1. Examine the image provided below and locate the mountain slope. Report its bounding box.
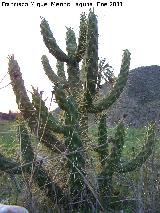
[105,65,160,127]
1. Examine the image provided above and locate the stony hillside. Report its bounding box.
[105,65,160,127]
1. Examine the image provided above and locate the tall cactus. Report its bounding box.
[0,10,156,211]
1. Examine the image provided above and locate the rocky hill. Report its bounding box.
[105,65,160,127]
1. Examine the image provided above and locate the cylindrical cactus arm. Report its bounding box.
[66,62,81,97]
[8,55,37,129]
[101,122,125,176]
[0,154,22,174]
[31,87,66,152]
[40,18,70,63]
[118,123,156,173]
[32,86,66,134]
[18,121,66,204]
[75,12,87,62]
[65,27,80,90]
[65,130,86,198]
[56,60,66,81]
[98,122,125,202]
[84,10,98,106]
[17,118,36,173]
[65,124,86,198]
[66,27,77,57]
[18,119,34,168]
[41,55,67,86]
[8,55,65,153]
[96,114,108,166]
[54,85,70,112]
[64,130,86,200]
[90,49,131,113]
[108,122,125,172]
[0,153,66,204]
[54,84,78,121]
[34,164,67,204]
[54,84,86,198]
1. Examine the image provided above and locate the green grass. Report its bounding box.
[0,121,20,204]
[1,120,158,163]
[89,125,146,149]
[0,121,19,158]
[122,127,146,159]
[88,124,160,166]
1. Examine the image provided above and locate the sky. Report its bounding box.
[0,0,160,112]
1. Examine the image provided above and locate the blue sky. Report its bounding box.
[0,0,160,112]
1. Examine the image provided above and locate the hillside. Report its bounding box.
[105,65,160,127]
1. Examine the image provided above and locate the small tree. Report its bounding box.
[0,10,156,211]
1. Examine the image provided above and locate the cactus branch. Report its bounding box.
[106,122,125,174]
[18,119,34,168]
[118,123,156,173]
[66,27,77,57]
[41,55,67,87]
[18,121,66,204]
[40,18,70,63]
[90,49,131,113]
[54,85,86,198]
[84,10,98,106]
[96,114,108,166]
[8,55,37,128]
[0,154,22,174]
[56,60,66,81]
[0,153,66,204]
[32,86,66,134]
[33,164,67,204]
[98,122,125,203]
[8,55,65,153]
[75,12,87,62]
